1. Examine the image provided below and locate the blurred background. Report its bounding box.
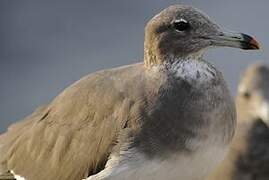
[0,0,268,133]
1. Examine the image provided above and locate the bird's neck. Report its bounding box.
[145,55,218,89]
[144,47,206,68]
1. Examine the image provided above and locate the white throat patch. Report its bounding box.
[167,59,217,85]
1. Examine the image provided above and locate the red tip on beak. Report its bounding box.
[249,37,261,50]
[241,33,261,50]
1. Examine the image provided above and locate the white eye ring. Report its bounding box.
[174,18,188,24]
[173,18,190,32]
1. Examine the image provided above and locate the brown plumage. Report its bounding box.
[207,63,269,180]
[0,5,259,180]
[0,65,149,180]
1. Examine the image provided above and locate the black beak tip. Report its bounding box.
[241,34,260,50]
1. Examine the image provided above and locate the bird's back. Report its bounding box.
[0,63,148,180]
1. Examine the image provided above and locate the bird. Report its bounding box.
[0,5,260,180]
[207,63,269,180]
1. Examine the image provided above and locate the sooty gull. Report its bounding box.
[207,63,269,180]
[0,5,260,180]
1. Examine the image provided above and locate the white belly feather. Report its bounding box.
[86,143,228,180]
[10,170,26,180]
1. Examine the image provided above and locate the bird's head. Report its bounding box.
[144,5,260,67]
[237,63,269,125]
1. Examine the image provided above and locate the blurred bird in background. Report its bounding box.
[207,63,269,180]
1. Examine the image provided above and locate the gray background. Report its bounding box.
[0,0,268,133]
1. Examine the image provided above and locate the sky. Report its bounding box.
[0,0,268,133]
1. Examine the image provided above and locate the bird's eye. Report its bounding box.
[173,18,190,32]
[242,91,251,99]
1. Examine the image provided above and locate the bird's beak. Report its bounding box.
[209,31,260,50]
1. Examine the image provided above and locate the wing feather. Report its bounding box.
[0,64,145,180]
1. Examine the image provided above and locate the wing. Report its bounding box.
[0,63,146,180]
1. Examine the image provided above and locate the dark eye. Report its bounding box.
[242,91,251,99]
[173,18,190,32]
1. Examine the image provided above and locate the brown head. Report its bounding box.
[144,5,260,67]
[237,63,269,124]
